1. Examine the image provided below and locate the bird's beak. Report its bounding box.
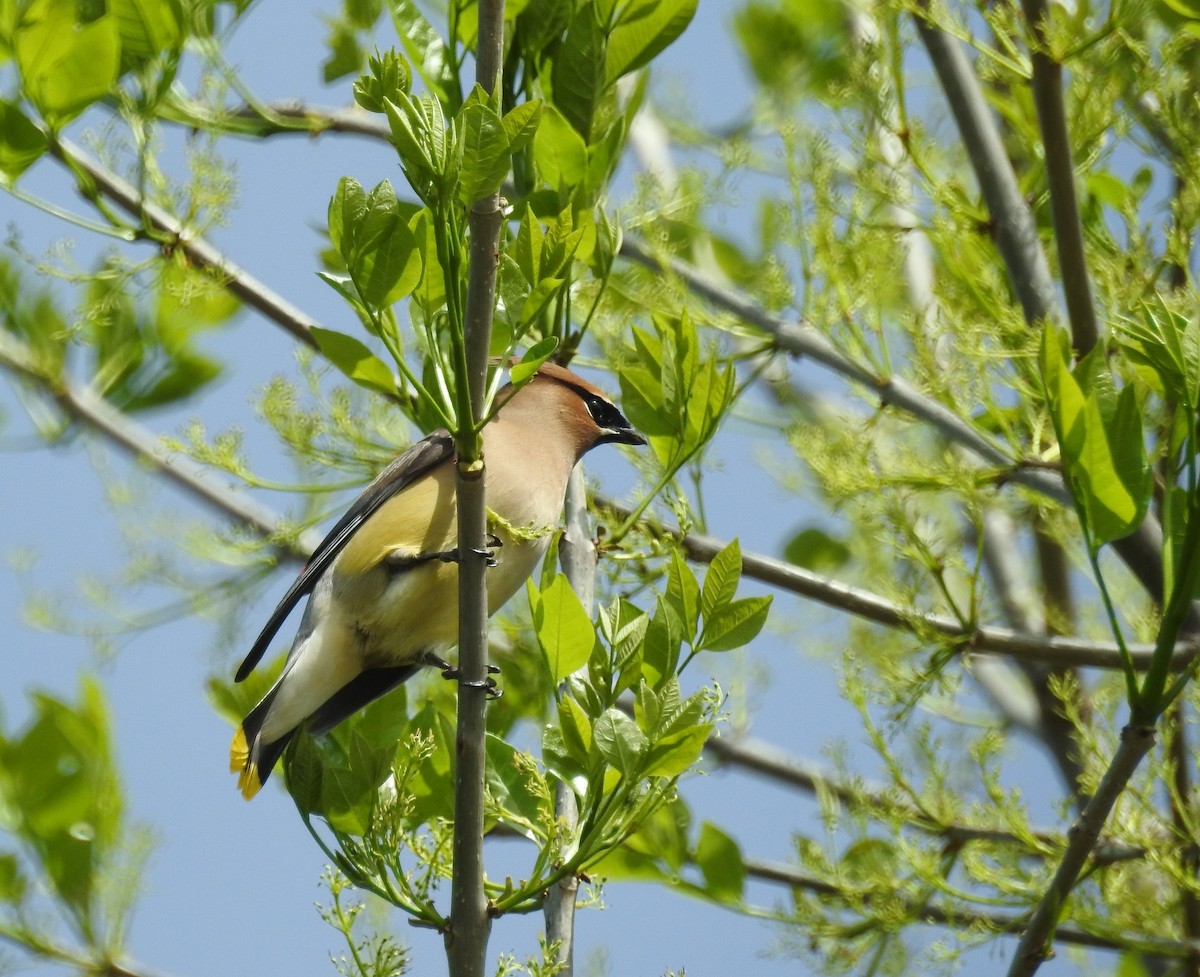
[602,423,647,447]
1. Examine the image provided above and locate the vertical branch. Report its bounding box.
[1019,0,1099,353]
[544,466,595,976]
[448,2,505,975]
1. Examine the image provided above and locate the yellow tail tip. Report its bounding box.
[229,727,262,800]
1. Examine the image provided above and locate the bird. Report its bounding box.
[229,361,645,798]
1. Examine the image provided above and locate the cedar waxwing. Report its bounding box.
[230,362,645,798]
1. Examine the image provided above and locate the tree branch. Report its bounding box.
[1017,0,1099,353]
[593,500,1196,673]
[617,237,1069,505]
[448,3,506,974]
[0,330,320,560]
[743,856,1196,962]
[46,138,321,351]
[909,4,1060,327]
[1006,723,1158,977]
[545,466,595,976]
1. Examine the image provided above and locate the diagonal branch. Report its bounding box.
[0,331,319,559]
[45,137,321,351]
[618,237,1068,505]
[910,4,1060,326]
[743,856,1196,962]
[1006,724,1158,976]
[595,500,1195,673]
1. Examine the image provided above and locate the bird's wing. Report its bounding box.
[235,430,457,681]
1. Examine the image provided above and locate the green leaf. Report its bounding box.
[534,104,589,191]
[111,0,183,68]
[605,0,697,85]
[641,596,682,688]
[642,724,710,777]
[701,539,742,621]
[354,49,412,112]
[0,679,120,924]
[665,548,700,645]
[510,335,560,385]
[0,853,26,903]
[552,2,606,139]
[592,708,648,777]
[0,100,47,180]
[458,85,510,204]
[557,695,593,763]
[390,0,458,111]
[694,822,745,904]
[700,596,773,652]
[311,326,397,397]
[15,0,121,122]
[502,99,543,153]
[284,734,324,815]
[486,735,548,839]
[783,527,851,573]
[530,574,596,683]
[1041,327,1152,549]
[350,197,422,307]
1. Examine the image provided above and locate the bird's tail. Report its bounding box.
[230,663,422,799]
[229,688,293,800]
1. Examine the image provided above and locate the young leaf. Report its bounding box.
[311,327,397,397]
[558,695,593,763]
[530,574,596,683]
[458,86,510,204]
[0,101,47,181]
[699,596,773,652]
[701,539,743,621]
[552,2,607,139]
[534,104,589,191]
[502,100,543,153]
[665,548,700,645]
[605,0,698,85]
[592,709,648,777]
[642,724,711,778]
[284,734,325,815]
[641,596,683,688]
[510,335,560,386]
[694,822,745,905]
[15,0,120,122]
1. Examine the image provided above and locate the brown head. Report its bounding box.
[489,362,646,463]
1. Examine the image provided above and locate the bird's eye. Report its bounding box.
[584,393,624,428]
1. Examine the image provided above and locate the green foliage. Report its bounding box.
[0,681,142,966]
[21,0,1200,972]
[275,537,771,925]
[1040,327,1152,553]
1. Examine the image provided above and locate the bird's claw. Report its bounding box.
[436,534,503,567]
[431,656,502,698]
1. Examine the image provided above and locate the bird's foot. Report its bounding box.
[427,655,503,699]
[434,534,503,568]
